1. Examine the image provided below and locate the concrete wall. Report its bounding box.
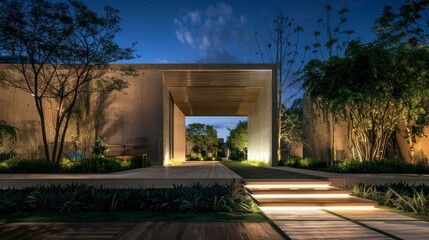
[0,88,47,158]
[103,70,164,166]
[248,69,276,166]
[302,96,353,161]
[173,103,186,161]
[0,69,166,165]
[395,122,429,162]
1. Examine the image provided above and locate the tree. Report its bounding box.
[226,121,248,159]
[302,41,429,161]
[186,123,218,157]
[255,10,308,161]
[281,99,303,144]
[306,3,354,161]
[374,0,429,47]
[374,0,429,160]
[0,0,135,163]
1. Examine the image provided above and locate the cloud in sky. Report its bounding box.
[174,2,249,63]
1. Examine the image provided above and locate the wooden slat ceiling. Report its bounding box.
[164,70,271,116]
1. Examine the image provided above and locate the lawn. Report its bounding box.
[221,160,323,179]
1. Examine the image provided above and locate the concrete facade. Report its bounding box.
[0,64,277,166]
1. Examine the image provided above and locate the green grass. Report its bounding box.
[221,160,323,179]
[0,211,267,223]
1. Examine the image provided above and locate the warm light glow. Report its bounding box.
[251,194,350,199]
[259,206,375,211]
[246,184,331,189]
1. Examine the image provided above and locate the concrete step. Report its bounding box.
[245,179,332,189]
[244,179,377,209]
[247,186,350,195]
[255,196,377,207]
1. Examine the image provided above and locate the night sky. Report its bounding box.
[82,0,399,139]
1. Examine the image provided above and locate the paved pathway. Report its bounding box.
[0,161,242,188]
[273,166,429,186]
[264,208,429,240]
[0,221,283,240]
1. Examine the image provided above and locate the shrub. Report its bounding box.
[280,157,429,174]
[1,159,61,173]
[91,138,110,157]
[0,150,15,162]
[64,157,123,173]
[279,156,327,169]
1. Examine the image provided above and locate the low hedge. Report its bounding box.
[0,183,254,214]
[279,156,429,174]
[0,157,141,173]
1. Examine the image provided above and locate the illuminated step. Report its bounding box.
[251,193,350,199]
[259,206,376,211]
[245,179,378,209]
[247,187,350,195]
[254,196,377,207]
[245,179,331,189]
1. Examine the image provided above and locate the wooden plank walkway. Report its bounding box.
[0,222,284,240]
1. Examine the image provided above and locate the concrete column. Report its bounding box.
[173,104,186,162]
[248,69,277,166]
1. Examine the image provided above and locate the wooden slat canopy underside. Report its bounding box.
[164,70,271,116]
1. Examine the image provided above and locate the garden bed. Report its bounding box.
[347,182,429,217]
[0,157,142,174]
[0,183,255,215]
[280,157,429,174]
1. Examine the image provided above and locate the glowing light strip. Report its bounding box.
[251,194,350,199]
[246,184,330,189]
[259,206,375,211]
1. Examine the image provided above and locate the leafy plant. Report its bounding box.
[27,189,56,211]
[92,138,110,157]
[348,183,429,216]
[0,183,253,214]
[2,159,61,173]
[0,121,17,146]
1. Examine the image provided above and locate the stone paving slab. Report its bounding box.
[274,220,391,240]
[273,167,429,187]
[264,208,429,239]
[264,209,341,221]
[361,221,429,240]
[331,209,418,221]
[0,161,243,188]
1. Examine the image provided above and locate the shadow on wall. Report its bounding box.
[19,120,42,159]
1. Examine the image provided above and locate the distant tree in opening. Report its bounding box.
[227,121,248,160]
[186,123,218,157]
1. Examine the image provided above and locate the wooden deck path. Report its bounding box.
[0,222,284,240]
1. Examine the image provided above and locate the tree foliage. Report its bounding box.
[312,4,354,60]
[374,0,429,47]
[226,121,248,158]
[0,0,135,163]
[302,41,429,161]
[186,123,218,157]
[0,121,17,146]
[281,99,303,143]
